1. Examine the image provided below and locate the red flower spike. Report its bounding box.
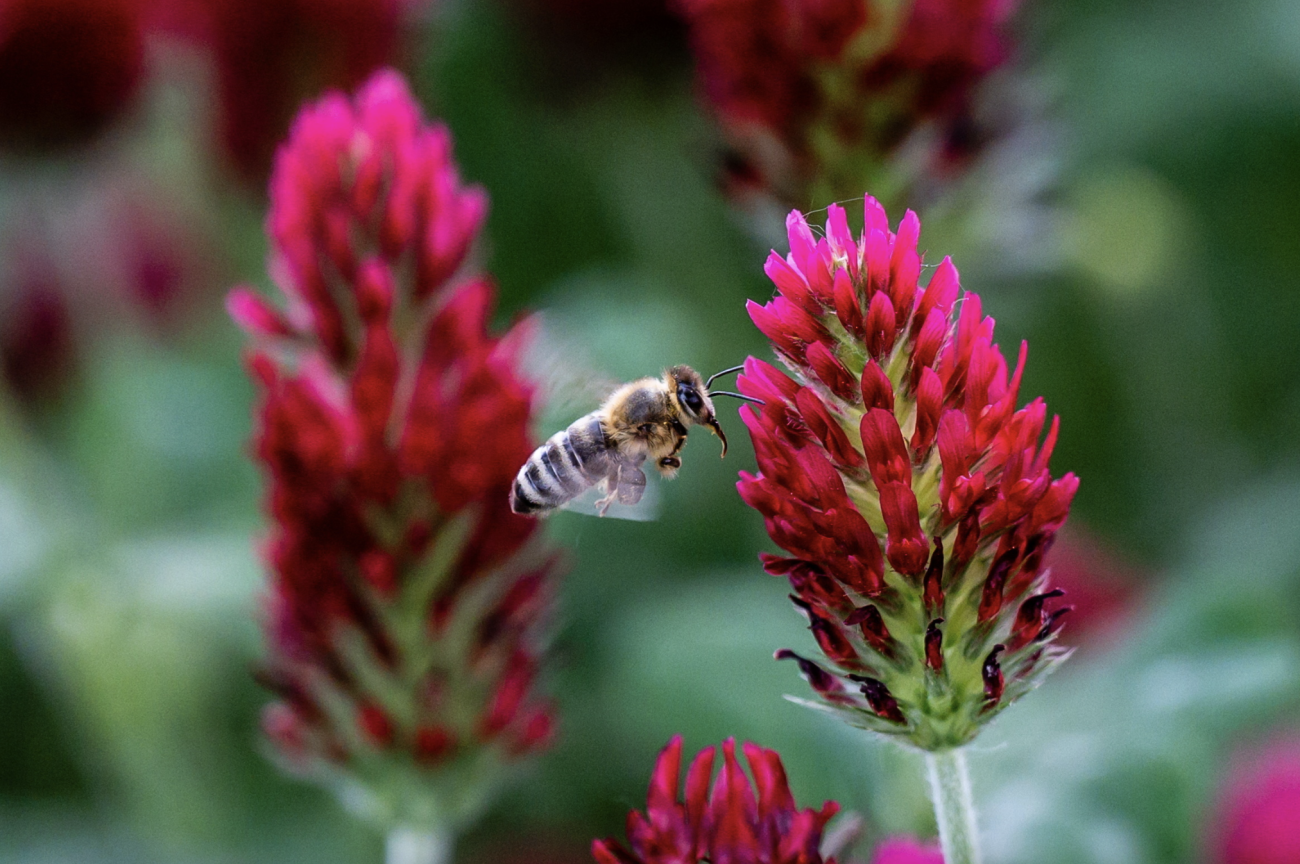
[741,199,1076,750]
[235,71,560,814]
[595,736,841,864]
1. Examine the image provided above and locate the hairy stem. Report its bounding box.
[925,748,982,864]
[386,827,451,864]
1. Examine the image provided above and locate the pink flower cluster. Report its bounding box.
[738,197,1075,748]
[230,70,557,796]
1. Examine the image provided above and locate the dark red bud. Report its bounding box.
[414,725,456,764]
[359,550,398,596]
[1036,607,1073,642]
[983,645,1005,704]
[1009,588,1065,650]
[977,548,1019,623]
[844,604,892,656]
[925,619,945,672]
[954,512,980,563]
[358,703,394,746]
[850,675,907,724]
[923,539,945,613]
[775,649,853,704]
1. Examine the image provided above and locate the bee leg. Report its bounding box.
[594,477,617,516]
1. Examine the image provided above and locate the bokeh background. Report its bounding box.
[1,0,1299,861]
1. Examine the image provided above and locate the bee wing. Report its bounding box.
[556,470,662,522]
[516,312,621,432]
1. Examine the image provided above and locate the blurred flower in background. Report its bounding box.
[673,0,1021,231]
[1037,526,1143,648]
[230,69,559,846]
[1210,735,1300,864]
[173,0,411,182]
[0,243,76,407]
[0,0,147,150]
[505,0,685,91]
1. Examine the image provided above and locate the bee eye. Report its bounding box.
[678,384,705,416]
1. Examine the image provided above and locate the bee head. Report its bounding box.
[667,365,728,457]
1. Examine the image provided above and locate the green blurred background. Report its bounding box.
[1,0,1299,861]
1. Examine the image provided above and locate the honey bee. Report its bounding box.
[510,364,757,517]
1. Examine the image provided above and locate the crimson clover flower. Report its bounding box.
[674,0,1018,218]
[738,197,1076,750]
[592,736,840,864]
[229,69,559,832]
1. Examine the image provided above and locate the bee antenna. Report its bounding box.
[705,365,745,389]
[710,390,764,405]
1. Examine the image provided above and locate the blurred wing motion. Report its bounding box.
[515,311,620,433]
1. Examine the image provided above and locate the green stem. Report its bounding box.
[386,827,451,864]
[925,748,982,864]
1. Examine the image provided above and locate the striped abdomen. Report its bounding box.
[510,414,614,515]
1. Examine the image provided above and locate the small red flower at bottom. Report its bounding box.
[593,736,840,864]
